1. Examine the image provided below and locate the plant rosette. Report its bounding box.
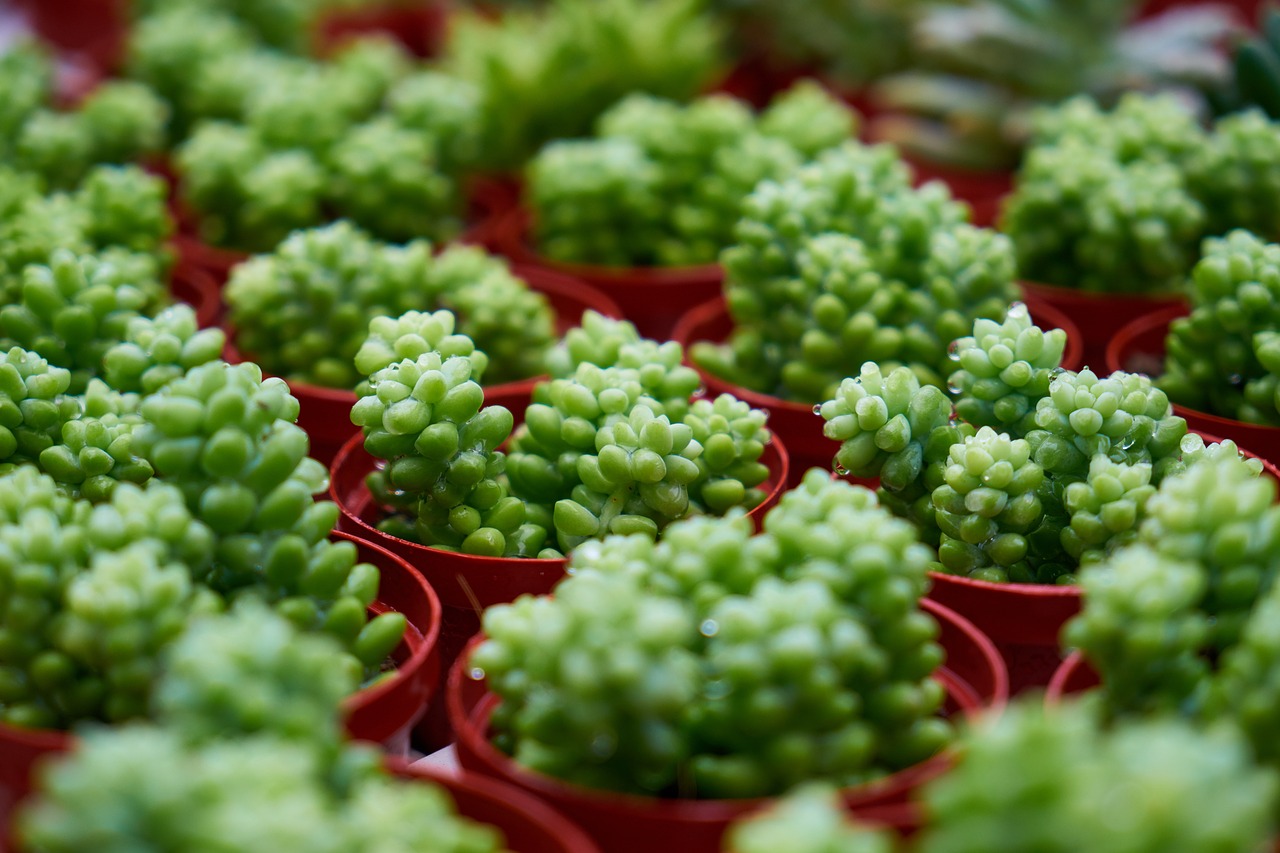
[390,759,603,853]
[498,206,724,341]
[672,296,1084,487]
[221,265,622,467]
[1107,304,1280,467]
[928,431,1280,694]
[445,598,1006,853]
[0,529,441,838]
[1021,279,1190,373]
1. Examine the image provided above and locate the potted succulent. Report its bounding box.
[0,345,445,828]
[1108,230,1280,465]
[913,698,1276,853]
[503,80,858,337]
[673,140,1082,482]
[1051,442,1280,762]
[221,220,618,464]
[9,597,595,853]
[0,165,221,388]
[1004,92,1280,366]
[814,304,1275,691]
[333,309,788,748]
[445,470,1006,853]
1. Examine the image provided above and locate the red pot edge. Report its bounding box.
[1044,650,1093,706]
[389,758,604,853]
[444,599,1007,826]
[1018,280,1190,312]
[168,264,222,331]
[334,529,444,732]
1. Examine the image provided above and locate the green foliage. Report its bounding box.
[473,478,946,799]
[444,0,727,169]
[528,82,855,266]
[1161,230,1280,424]
[695,142,1016,402]
[917,699,1276,853]
[724,786,895,853]
[226,223,553,388]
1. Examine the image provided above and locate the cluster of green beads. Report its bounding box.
[165,27,484,251]
[132,360,407,670]
[0,469,217,728]
[18,601,504,853]
[916,700,1276,853]
[695,141,1017,402]
[1161,230,1280,425]
[226,222,554,389]
[473,472,947,799]
[1005,92,1280,294]
[528,81,856,267]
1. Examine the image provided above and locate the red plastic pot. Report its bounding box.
[908,158,1012,229]
[222,266,622,467]
[1019,280,1188,373]
[445,599,1005,853]
[314,1,450,59]
[168,264,221,330]
[1045,651,1100,704]
[499,209,724,340]
[671,296,1084,486]
[10,0,126,74]
[1106,305,1280,468]
[0,531,441,845]
[929,432,1280,695]
[390,761,602,853]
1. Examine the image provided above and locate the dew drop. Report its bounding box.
[1008,301,1029,320]
[1118,435,1135,451]
[812,404,824,415]
[700,619,719,637]
[469,667,485,681]
[1228,373,1244,386]
[565,565,578,575]
[946,378,963,395]
[947,340,961,361]
[590,733,617,758]
[1049,367,1066,380]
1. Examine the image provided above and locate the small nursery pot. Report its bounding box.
[1019,280,1188,372]
[928,431,1280,695]
[498,208,725,340]
[314,1,449,59]
[0,531,442,842]
[1106,304,1280,467]
[445,599,1006,853]
[670,296,1084,486]
[390,760,602,853]
[168,263,221,330]
[222,265,622,467]
[1044,651,1100,705]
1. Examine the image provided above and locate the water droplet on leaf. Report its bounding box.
[700,619,719,637]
